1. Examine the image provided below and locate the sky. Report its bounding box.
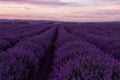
[0,0,120,22]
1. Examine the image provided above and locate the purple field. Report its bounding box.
[0,22,120,80]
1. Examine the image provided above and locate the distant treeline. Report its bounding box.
[0,22,30,24]
[0,21,60,24]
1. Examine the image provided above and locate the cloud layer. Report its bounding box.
[0,0,120,22]
[0,0,76,6]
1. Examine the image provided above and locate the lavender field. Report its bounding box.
[0,22,120,80]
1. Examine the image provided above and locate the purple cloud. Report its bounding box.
[0,0,75,6]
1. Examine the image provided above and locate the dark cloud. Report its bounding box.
[0,0,75,6]
[0,0,27,3]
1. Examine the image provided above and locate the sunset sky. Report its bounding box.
[0,0,120,22]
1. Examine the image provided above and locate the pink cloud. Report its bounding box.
[0,0,120,22]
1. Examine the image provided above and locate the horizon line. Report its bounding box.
[0,18,120,23]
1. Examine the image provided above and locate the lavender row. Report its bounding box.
[63,23,120,38]
[56,27,81,48]
[0,26,50,51]
[65,27,120,61]
[49,40,120,80]
[49,26,120,80]
[0,23,54,36]
[0,27,57,80]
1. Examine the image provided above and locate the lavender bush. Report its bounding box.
[49,41,120,80]
[0,23,119,80]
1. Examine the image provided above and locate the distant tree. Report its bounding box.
[0,22,13,24]
[14,22,30,24]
